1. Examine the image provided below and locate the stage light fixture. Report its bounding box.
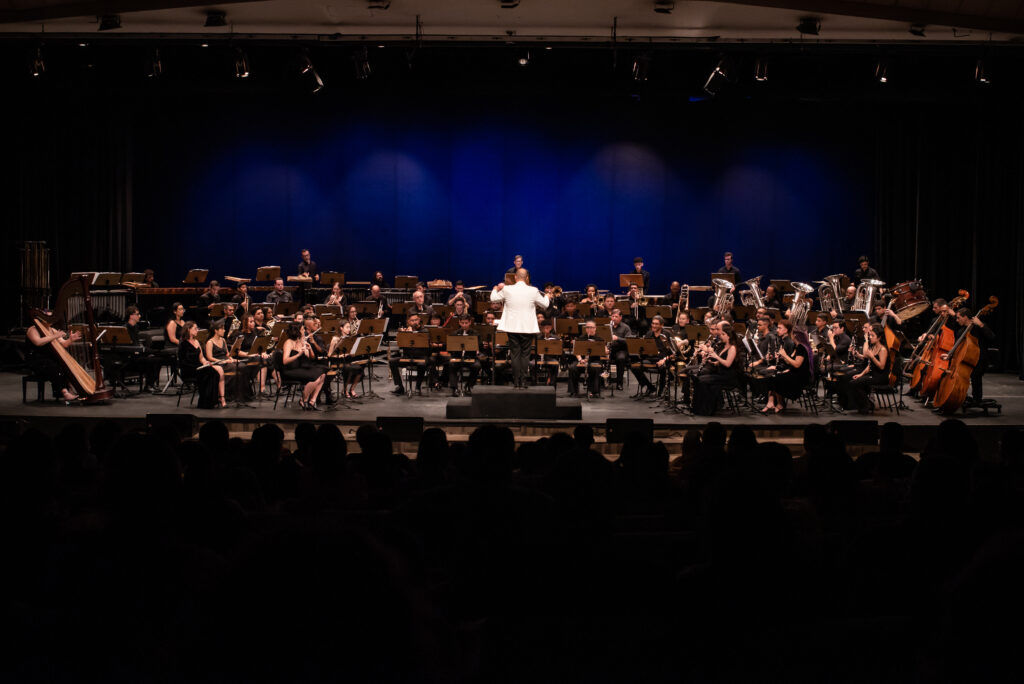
[703,59,731,96]
[147,48,162,78]
[754,57,768,82]
[654,1,675,13]
[874,59,888,83]
[301,51,324,92]
[632,54,650,81]
[235,48,250,78]
[31,46,45,77]
[518,50,530,66]
[796,17,820,36]
[98,14,121,31]
[909,24,926,37]
[311,71,324,93]
[353,47,371,79]
[204,10,227,27]
[975,59,990,84]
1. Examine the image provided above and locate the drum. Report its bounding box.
[890,281,930,320]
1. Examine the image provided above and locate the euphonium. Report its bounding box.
[851,279,885,316]
[739,276,765,309]
[817,274,845,313]
[711,278,734,317]
[790,282,814,327]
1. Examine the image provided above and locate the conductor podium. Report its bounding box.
[446,385,582,419]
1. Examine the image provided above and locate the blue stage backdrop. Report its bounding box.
[133,99,872,294]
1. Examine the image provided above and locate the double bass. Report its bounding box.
[876,299,903,387]
[932,296,999,414]
[908,290,969,393]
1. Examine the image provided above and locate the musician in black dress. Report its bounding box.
[941,306,996,404]
[280,324,327,410]
[25,320,82,402]
[234,313,270,396]
[449,314,482,395]
[763,320,812,414]
[608,308,632,391]
[568,320,606,398]
[334,321,364,399]
[692,322,741,416]
[203,320,237,408]
[178,321,219,409]
[164,302,186,348]
[845,323,889,414]
[630,315,672,397]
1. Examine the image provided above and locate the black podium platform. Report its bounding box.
[446,385,582,419]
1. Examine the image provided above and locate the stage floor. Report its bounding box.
[2,370,1022,429]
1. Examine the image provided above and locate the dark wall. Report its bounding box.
[2,44,1022,370]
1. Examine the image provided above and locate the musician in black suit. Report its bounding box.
[297,249,319,282]
[265,278,293,305]
[389,314,428,396]
[608,308,632,391]
[631,315,672,397]
[719,252,742,283]
[568,319,605,398]
[198,280,222,307]
[448,314,481,395]
[942,305,996,404]
[852,255,880,283]
[632,257,651,292]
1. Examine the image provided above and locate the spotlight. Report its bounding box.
[518,50,530,66]
[353,47,371,79]
[235,48,250,78]
[654,0,674,13]
[632,54,650,82]
[754,57,768,82]
[974,59,990,84]
[147,48,162,78]
[703,59,731,96]
[301,51,324,92]
[909,24,926,37]
[31,46,45,77]
[200,42,209,48]
[98,14,121,31]
[874,59,888,83]
[796,17,820,36]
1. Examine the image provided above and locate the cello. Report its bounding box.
[908,290,969,393]
[932,296,998,414]
[877,299,903,387]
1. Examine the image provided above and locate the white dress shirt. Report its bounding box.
[491,281,549,334]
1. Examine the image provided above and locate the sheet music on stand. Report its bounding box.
[555,319,580,337]
[256,266,281,282]
[619,273,644,290]
[351,335,386,400]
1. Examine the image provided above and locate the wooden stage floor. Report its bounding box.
[3,370,1021,439]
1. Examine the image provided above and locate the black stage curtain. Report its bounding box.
[874,103,1024,374]
[0,92,133,328]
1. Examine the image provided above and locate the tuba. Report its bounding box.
[711,278,735,317]
[738,275,765,309]
[851,279,885,316]
[789,282,814,327]
[817,274,845,313]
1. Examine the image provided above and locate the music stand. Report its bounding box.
[593,316,611,327]
[355,301,380,317]
[645,305,672,321]
[315,304,342,317]
[446,335,479,394]
[770,279,794,293]
[121,272,145,285]
[536,339,563,357]
[733,305,756,321]
[626,337,659,357]
[352,335,386,400]
[395,275,419,290]
[274,301,298,318]
[434,305,453,320]
[578,302,593,317]
[423,327,447,346]
[357,317,388,337]
[688,307,712,322]
[208,303,225,318]
[320,317,341,338]
[321,271,345,286]
[619,273,644,290]
[250,335,274,355]
[473,324,497,346]
[594,324,614,342]
[224,275,251,286]
[474,299,493,315]
[711,272,736,285]
[684,324,711,343]
[71,271,99,284]
[555,319,580,338]
[256,266,281,282]
[183,269,208,284]
[268,321,288,340]
[392,302,411,317]
[843,312,868,335]
[97,326,134,345]
[572,339,608,401]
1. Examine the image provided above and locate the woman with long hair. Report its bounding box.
[763,319,812,414]
[692,322,741,415]
[280,324,327,410]
[846,323,888,414]
[178,321,219,408]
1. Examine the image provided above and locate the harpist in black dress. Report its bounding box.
[763,320,812,413]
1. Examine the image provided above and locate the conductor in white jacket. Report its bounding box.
[491,268,549,388]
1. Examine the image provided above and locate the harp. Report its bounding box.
[31,275,113,402]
